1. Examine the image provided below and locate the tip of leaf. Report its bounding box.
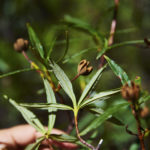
[104,55,108,59]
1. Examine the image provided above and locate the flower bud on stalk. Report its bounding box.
[121,81,140,102]
[14,38,29,52]
[77,59,93,76]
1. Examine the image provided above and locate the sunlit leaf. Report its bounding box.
[44,79,56,134]
[50,61,77,107]
[80,102,128,136]
[20,102,73,110]
[27,23,44,59]
[80,88,120,108]
[9,98,45,133]
[104,55,131,85]
[78,64,107,106]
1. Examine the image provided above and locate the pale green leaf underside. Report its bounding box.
[78,64,107,106]
[9,99,45,134]
[20,103,73,110]
[44,79,56,134]
[50,61,76,107]
[80,88,120,108]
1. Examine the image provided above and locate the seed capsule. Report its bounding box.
[77,59,93,76]
[121,81,140,101]
[14,38,29,52]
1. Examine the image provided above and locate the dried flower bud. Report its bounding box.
[77,59,93,76]
[140,106,150,118]
[14,38,29,52]
[121,81,140,101]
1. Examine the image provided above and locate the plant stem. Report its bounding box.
[74,117,96,150]
[99,0,119,68]
[130,103,145,150]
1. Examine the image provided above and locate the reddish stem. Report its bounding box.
[130,103,145,150]
[74,117,96,150]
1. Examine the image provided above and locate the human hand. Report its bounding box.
[0,124,77,150]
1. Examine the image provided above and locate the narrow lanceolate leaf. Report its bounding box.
[63,15,103,42]
[80,88,120,108]
[20,103,73,110]
[88,107,124,126]
[44,79,56,134]
[9,98,45,134]
[139,93,150,104]
[50,134,77,142]
[25,137,44,150]
[104,55,131,85]
[27,23,44,59]
[96,38,108,59]
[0,68,34,79]
[78,64,107,106]
[50,61,76,107]
[80,103,128,136]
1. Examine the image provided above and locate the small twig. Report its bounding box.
[99,0,119,68]
[96,139,103,150]
[108,0,119,45]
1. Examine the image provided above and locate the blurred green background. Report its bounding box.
[0,0,150,149]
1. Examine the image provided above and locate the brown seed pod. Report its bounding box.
[77,59,93,76]
[14,38,29,52]
[121,81,140,102]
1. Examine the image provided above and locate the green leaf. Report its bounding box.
[44,79,56,134]
[9,98,45,134]
[64,15,103,43]
[57,31,69,63]
[27,23,44,59]
[50,134,77,142]
[63,47,97,64]
[78,64,107,106]
[96,38,108,59]
[25,137,44,150]
[104,55,131,85]
[0,68,34,79]
[46,37,56,60]
[80,102,128,136]
[139,93,150,104]
[87,107,124,126]
[80,88,120,108]
[20,102,73,110]
[50,61,77,107]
